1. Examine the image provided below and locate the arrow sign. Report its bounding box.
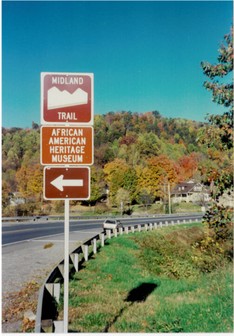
[51,175,84,191]
[44,167,90,200]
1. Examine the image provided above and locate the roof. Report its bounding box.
[171,181,209,195]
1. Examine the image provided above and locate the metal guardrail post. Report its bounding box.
[82,245,89,262]
[93,238,97,254]
[70,253,79,272]
[45,283,61,303]
[99,233,105,247]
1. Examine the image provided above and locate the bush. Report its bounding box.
[133,228,202,279]
[203,204,233,241]
[15,203,38,216]
[94,203,109,214]
[192,235,228,273]
[192,204,234,272]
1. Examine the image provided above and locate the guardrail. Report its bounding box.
[2,214,156,222]
[2,214,140,222]
[35,217,200,333]
[2,212,203,223]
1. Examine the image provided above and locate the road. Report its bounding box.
[2,213,203,245]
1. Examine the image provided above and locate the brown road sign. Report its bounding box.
[44,166,90,200]
[41,72,93,124]
[41,126,93,165]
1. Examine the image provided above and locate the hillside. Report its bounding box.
[2,111,232,216]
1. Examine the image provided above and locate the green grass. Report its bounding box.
[65,223,233,332]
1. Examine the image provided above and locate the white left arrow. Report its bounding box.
[50,175,84,191]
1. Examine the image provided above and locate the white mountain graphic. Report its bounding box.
[47,87,88,110]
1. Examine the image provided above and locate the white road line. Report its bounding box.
[2,232,64,247]
[27,240,81,243]
[73,230,101,234]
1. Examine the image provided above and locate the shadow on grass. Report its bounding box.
[103,282,158,332]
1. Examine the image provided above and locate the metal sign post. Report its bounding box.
[64,199,70,333]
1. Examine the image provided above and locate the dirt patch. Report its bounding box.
[165,227,204,246]
[2,280,40,333]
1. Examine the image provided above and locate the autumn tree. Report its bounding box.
[90,165,106,203]
[103,159,130,206]
[15,164,43,202]
[136,155,179,203]
[178,153,200,181]
[2,180,11,209]
[115,188,131,214]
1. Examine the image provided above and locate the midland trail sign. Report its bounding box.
[41,72,93,124]
[40,126,93,165]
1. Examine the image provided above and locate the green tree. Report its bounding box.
[137,132,161,157]
[200,27,233,243]
[200,27,233,151]
[90,165,106,203]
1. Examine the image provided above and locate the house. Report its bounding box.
[171,180,211,204]
[9,192,25,206]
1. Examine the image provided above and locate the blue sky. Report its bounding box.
[2,0,233,128]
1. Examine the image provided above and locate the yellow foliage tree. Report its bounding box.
[103,158,129,205]
[16,164,43,202]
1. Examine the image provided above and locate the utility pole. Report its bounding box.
[120,201,123,216]
[168,182,171,214]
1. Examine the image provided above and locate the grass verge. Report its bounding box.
[64,223,233,332]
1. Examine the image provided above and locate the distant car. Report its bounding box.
[102,219,123,230]
[33,215,49,221]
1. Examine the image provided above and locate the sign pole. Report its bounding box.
[64,199,70,333]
